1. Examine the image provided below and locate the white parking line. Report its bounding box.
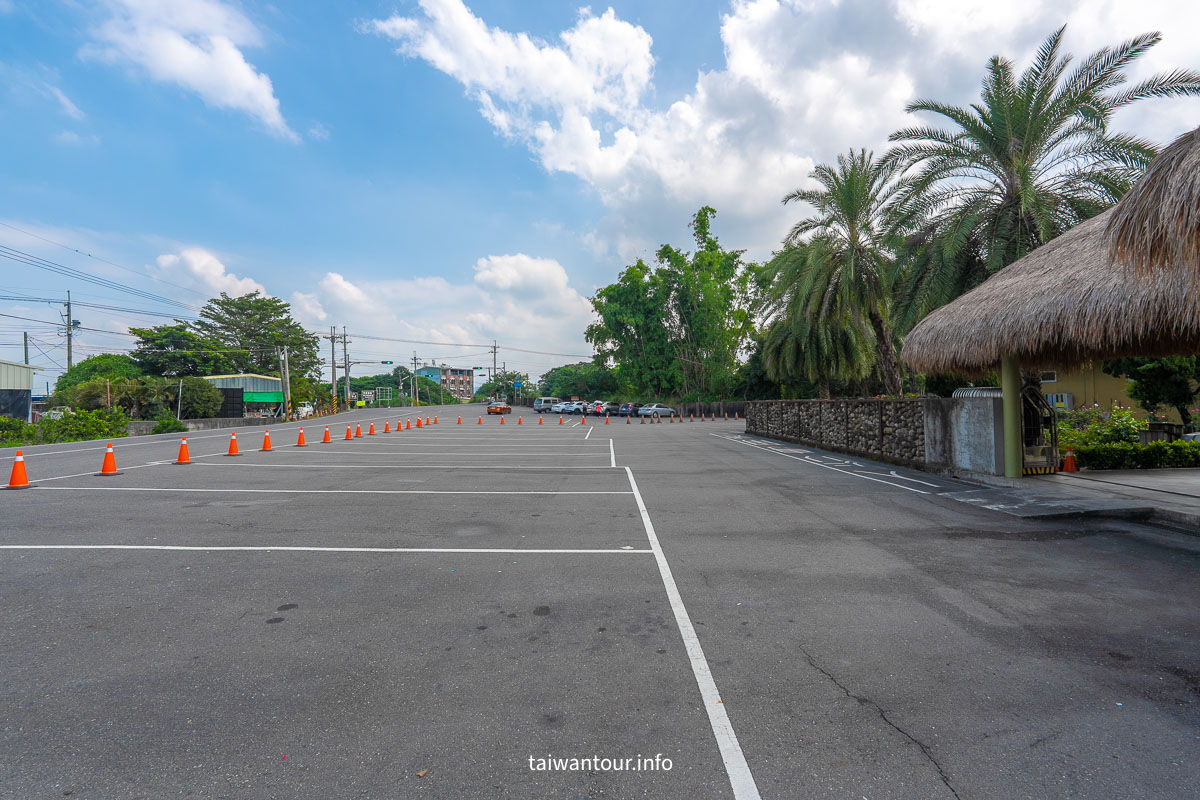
[0,545,652,554]
[609,439,616,468]
[32,487,634,495]
[585,426,593,440]
[624,466,761,800]
[186,463,622,470]
[709,433,929,494]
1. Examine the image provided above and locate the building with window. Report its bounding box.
[0,359,41,422]
[416,364,476,401]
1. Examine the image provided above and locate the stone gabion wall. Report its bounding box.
[745,399,926,465]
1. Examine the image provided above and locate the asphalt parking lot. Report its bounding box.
[2,404,1198,799]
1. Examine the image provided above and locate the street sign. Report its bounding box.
[513,381,523,388]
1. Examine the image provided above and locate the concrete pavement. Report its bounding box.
[2,407,1197,798]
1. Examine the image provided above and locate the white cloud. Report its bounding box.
[55,130,100,146]
[307,122,330,140]
[289,254,595,378]
[85,0,297,141]
[46,85,85,119]
[290,291,327,321]
[154,247,267,296]
[368,0,1200,263]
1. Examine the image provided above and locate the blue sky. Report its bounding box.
[2,0,1198,392]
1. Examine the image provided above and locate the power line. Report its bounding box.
[0,243,201,312]
[0,221,211,300]
[0,295,199,321]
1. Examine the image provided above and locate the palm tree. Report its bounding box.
[761,243,876,398]
[780,149,905,395]
[887,26,1200,324]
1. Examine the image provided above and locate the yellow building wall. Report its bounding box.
[1041,362,1184,423]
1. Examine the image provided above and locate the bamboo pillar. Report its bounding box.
[1001,353,1023,478]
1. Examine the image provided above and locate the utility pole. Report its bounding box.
[280,345,292,419]
[492,340,498,392]
[411,352,420,406]
[23,331,29,365]
[62,291,75,369]
[328,326,339,411]
[342,326,351,408]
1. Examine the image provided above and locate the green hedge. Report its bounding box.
[0,408,130,448]
[1072,440,1200,470]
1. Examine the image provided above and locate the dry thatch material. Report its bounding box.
[902,208,1200,374]
[1106,126,1200,273]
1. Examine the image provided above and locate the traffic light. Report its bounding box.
[381,360,393,365]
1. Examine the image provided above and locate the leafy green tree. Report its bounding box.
[53,354,144,396]
[539,363,617,398]
[190,292,321,378]
[129,324,235,377]
[588,207,757,399]
[1104,357,1198,426]
[172,376,224,419]
[780,150,904,395]
[887,27,1200,323]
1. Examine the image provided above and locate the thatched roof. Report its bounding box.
[902,208,1200,374]
[1106,126,1200,273]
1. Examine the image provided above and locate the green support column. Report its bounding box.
[1001,353,1023,478]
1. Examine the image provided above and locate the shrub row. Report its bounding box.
[1072,440,1200,470]
[0,408,130,448]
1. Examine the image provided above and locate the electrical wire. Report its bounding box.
[0,221,211,300]
[0,243,201,312]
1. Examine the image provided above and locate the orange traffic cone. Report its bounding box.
[626,414,630,424]
[735,411,739,420]
[7,450,30,488]
[1062,446,1078,473]
[98,442,119,475]
[640,415,645,424]
[425,416,430,426]
[500,416,505,425]
[538,416,543,425]
[297,428,307,447]
[559,416,563,425]
[354,424,362,438]
[175,437,191,464]
[384,421,390,433]
[322,425,331,443]
[581,416,586,425]
[417,418,423,429]
[227,431,241,456]
[262,429,273,452]
[478,416,482,424]
[406,419,412,430]
[345,425,353,440]
[517,416,522,425]
[669,414,673,423]
[434,415,438,425]
[368,422,376,435]
[605,415,609,425]
[457,416,462,425]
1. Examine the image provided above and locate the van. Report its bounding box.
[533,397,560,413]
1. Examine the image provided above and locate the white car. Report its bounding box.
[551,401,573,413]
[296,402,314,419]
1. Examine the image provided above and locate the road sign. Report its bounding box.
[513,381,523,388]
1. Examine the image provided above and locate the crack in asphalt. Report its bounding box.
[799,646,962,800]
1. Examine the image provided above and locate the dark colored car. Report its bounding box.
[617,402,643,416]
[597,401,621,416]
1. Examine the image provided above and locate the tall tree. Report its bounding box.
[129,324,235,377]
[780,150,904,395]
[887,27,1200,323]
[190,292,321,378]
[1103,357,1198,427]
[53,354,144,396]
[587,208,757,399]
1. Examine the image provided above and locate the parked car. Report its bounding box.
[551,400,573,413]
[595,401,620,415]
[617,402,643,417]
[296,402,314,419]
[534,397,560,413]
[487,401,512,415]
[638,403,678,417]
[42,406,72,421]
[565,401,589,414]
